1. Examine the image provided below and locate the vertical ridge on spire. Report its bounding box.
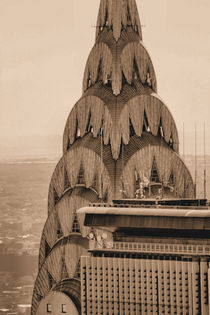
[96,0,142,41]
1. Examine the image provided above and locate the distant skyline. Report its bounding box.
[0,0,210,159]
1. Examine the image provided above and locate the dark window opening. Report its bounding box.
[97,58,103,83]
[66,136,70,151]
[129,119,135,138]
[77,165,85,185]
[64,168,70,191]
[53,188,59,205]
[103,190,108,203]
[151,158,160,183]
[74,119,78,139]
[85,112,92,134]
[169,134,173,148]
[134,170,141,192]
[62,304,67,313]
[122,72,127,87]
[57,219,63,239]
[48,272,56,289]
[143,111,150,132]
[37,294,43,302]
[132,58,140,81]
[169,172,174,186]
[45,240,51,257]
[47,303,52,313]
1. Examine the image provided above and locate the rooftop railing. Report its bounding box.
[90,241,210,256]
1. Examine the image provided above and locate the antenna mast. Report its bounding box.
[194,124,197,198]
[183,122,185,162]
[100,127,103,200]
[204,122,207,199]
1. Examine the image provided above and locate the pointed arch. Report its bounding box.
[122,144,194,199]
[48,147,113,214]
[39,187,101,268]
[32,236,89,315]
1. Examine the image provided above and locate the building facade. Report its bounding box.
[31,1,201,314]
[79,202,210,315]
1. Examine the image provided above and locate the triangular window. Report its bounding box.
[57,219,63,239]
[48,271,56,289]
[45,240,51,258]
[151,158,160,183]
[61,256,69,280]
[72,214,80,233]
[53,188,59,205]
[97,59,103,83]
[36,294,43,302]
[92,174,97,190]
[169,172,174,185]
[135,170,141,192]
[169,134,173,148]
[66,137,70,151]
[77,164,85,185]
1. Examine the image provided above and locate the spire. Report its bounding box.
[83,0,156,96]
[96,0,142,41]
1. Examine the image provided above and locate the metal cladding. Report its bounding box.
[31,0,195,314]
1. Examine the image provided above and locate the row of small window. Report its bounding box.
[47,304,67,313]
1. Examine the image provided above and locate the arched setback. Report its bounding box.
[83,40,157,95]
[32,236,89,315]
[38,188,99,268]
[36,291,79,315]
[48,146,113,214]
[120,143,194,199]
[63,93,179,160]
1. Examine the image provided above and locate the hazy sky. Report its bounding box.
[0,0,210,158]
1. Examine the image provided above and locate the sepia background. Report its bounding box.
[0,0,210,314]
